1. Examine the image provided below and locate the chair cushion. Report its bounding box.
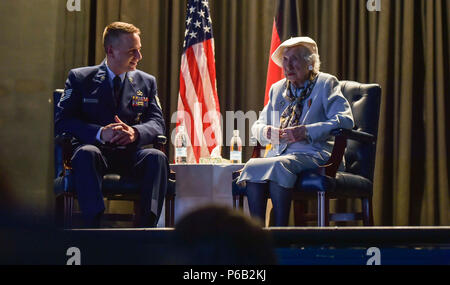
[295,170,372,198]
[333,172,373,198]
[295,169,336,193]
[233,169,372,199]
[102,174,140,195]
[55,173,176,197]
[102,174,175,197]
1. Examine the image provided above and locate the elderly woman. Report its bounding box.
[237,37,354,226]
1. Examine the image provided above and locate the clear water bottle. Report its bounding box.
[230,130,242,163]
[175,125,188,164]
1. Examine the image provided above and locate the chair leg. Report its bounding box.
[63,193,73,229]
[317,191,329,227]
[165,196,170,226]
[55,195,64,228]
[293,200,307,226]
[239,194,244,210]
[362,197,374,226]
[133,200,141,227]
[165,195,175,227]
[171,196,175,227]
[232,194,245,211]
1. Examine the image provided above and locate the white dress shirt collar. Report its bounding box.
[105,59,126,87]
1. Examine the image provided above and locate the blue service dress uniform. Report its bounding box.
[55,61,168,226]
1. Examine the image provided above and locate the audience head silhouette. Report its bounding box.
[169,205,277,265]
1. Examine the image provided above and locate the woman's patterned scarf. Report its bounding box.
[280,75,318,129]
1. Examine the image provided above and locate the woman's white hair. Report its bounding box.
[291,45,321,74]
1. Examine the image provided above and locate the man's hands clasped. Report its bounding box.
[101,115,139,146]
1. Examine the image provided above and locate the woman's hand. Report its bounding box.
[280,125,307,143]
[264,126,284,144]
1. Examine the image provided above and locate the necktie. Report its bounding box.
[113,75,122,106]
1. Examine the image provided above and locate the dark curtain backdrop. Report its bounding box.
[55,0,449,226]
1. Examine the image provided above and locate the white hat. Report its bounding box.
[271,37,318,67]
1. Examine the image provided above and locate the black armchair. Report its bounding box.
[53,89,176,228]
[232,81,381,227]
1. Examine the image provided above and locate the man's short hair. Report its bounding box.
[103,22,141,52]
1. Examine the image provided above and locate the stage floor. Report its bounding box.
[62,227,450,265]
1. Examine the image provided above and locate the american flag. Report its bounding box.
[176,0,222,163]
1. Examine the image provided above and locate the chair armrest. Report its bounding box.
[252,143,263,158]
[232,169,243,180]
[55,133,73,146]
[142,135,167,148]
[250,141,264,158]
[153,135,167,153]
[324,128,376,177]
[156,135,167,145]
[331,128,376,144]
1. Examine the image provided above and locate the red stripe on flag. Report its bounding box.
[203,40,221,115]
[264,20,284,105]
[178,69,201,162]
[185,47,214,155]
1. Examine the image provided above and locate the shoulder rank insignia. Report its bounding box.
[60,89,72,102]
[155,95,162,109]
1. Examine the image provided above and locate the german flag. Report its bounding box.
[264,0,302,105]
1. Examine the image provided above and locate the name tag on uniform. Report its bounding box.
[83,98,99,104]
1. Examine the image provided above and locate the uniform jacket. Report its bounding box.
[252,72,354,160]
[55,61,165,149]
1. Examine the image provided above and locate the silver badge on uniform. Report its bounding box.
[135,113,142,123]
[83,98,99,104]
